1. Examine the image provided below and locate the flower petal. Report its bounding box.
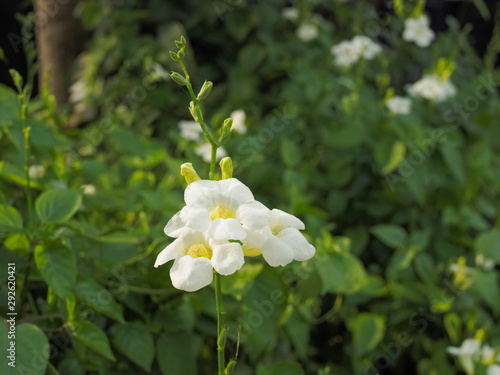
[243,227,270,248]
[208,218,247,241]
[179,205,211,232]
[154,238,185,267]
[211,243,245,275]
[219,178,254,205]
[270,209,305,232]
[237,201,271,230]
[260,235,294,267]
[184,179,219,209]
[276,227,315,261]
[169,255,213,292]
[164,211,188,238]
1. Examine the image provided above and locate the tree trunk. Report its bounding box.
[33,0,83,107]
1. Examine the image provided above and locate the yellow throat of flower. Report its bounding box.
[186,243,212,259]
[210,204,236,220]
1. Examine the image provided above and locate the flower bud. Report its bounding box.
[189,101,203,123]
[218,118,233,145]
[197,80,213,101]
[219,157,233,179]
[180,163,201,184]
[170,72,188,86]
[169,51,180,62]
[177,49,185,59]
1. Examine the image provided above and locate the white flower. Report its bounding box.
[243,209,316,267]
[81,184,96,195]
[351,35,382,60]
[28,165,45,179]
[230,110,247,134]
[297,23,319,42]
[331,41,360,67]
[403,15,435,48]
[331,36,380,67]
[386,96,412,115]
[155,230,245,291]
[178,120,202,141]
[408,74,456,102]
[476,254,496,270]
[447,339,482,356]
[282,7,299,21]
[488,365,500,375]
[482,345,496,364]
[165,178,271,241]
[195,143,227,163]
[69,80,88,103]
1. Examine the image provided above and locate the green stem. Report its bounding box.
[178,59,218,147]
[210,144,217,180]
[214,272,225,375]
[22,104,34,232]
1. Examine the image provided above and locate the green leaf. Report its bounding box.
[157,332,200,375]
[381,141,406,175]
[440,142,465,184]
[474,229,500,262]
[444,313,461,344]
[316,251,367,294]
[257,361,305,375]
[34,243,76,298]
[0,323,49,375]
[475,270,500,315]
[67,321,115,361]
[0,161,41,189]
[111,322,154,372]
[280,139,302,167]
[414,252,436,286]
[371,224,407,248]
[35,189,82,223]
[0,204,23,232]
[74,279,125,323]
[349,313,386,357]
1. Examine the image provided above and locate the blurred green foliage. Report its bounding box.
[1,0,500,374]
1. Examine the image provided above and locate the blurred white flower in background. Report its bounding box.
[482,345,496,364]
[447,339,482,356]
[403,15,435,47]
[351,35,382,60]
[331,36,381,67]
[282,7,299,21]
[297,23,319,42]
[230,110,247,134]
[476,254,496,270]
[489,365,500,375]
[179,120,202,141]
[28,165,45,179]
[408,74,456,102]
[195,143,227,163]
[69,80,88,103]
[81,184,96,195]
[386,96,412,115]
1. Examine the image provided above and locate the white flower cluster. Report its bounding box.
[447,339,500,375]
[403,15,435,48]
[331,36,381,67]
[28,165,45,179]
[408,74,456,102]
[155,177,315,291]
[386,96,412,115]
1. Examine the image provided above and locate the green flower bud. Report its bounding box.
[219,157,233,179]
[169,51,180,62]
[177,49,185,59]
[189,101,203,123]
[170,72,188,86]
[197,80,213,101]
[218,118,233,145]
